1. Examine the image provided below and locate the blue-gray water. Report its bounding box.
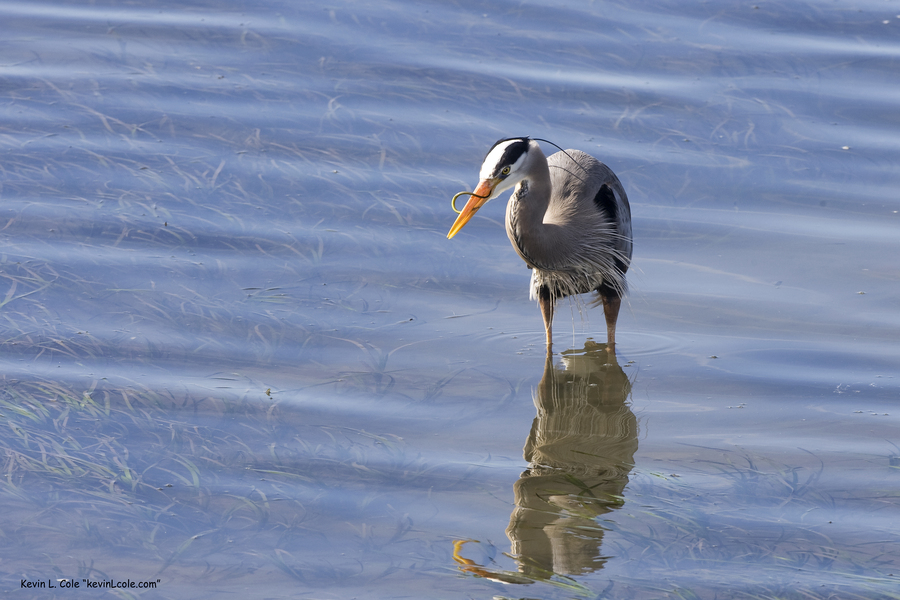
[2,0,899,598]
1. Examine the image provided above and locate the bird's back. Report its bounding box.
[540,150,632,297]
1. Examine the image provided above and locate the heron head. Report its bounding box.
[447,137,539,239]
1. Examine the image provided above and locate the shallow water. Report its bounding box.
[2,0,899,598]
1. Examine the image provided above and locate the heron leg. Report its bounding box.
[538,286,554,350]
[601,293,621,352]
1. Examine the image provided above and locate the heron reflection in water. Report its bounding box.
[454,341,637,584]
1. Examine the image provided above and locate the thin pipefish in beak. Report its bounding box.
[447,181,495,239]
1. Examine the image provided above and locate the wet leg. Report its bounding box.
[601,293,621,352]
[539,286,554,351]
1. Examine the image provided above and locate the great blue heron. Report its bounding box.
[447,137,632,351]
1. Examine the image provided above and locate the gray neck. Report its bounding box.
[505,152,556,271]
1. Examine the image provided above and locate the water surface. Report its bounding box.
[1,0,899,598]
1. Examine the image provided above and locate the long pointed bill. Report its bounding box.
[447,179,496,239]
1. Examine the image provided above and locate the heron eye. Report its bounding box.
[501,166,511,176]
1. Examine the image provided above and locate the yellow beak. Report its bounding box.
[447,179,496,239]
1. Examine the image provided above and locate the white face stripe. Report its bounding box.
[479,139,530,180]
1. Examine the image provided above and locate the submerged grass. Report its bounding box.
[0,374,444,590]
[581,449,900,600]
